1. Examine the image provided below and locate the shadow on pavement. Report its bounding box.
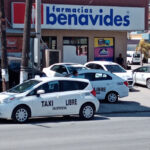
[101,111,150,118]
[99,99,150,118]
[0,115,109,125]
[134,83,148,89]
[129,88,140,92]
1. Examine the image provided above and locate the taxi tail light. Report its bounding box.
[124,81,128,87]
[91,88,96,97]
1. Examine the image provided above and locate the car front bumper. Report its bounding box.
[0,103,13,119]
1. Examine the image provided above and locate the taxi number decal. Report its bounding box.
[53,107,67,110]
[96,87,106,92]
[66,99,77,106]
[41,101,53,107]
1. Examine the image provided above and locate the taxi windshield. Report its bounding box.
[7,80,41,93]
[105,65,126,73]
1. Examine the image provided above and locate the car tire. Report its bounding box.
[146,79,150,89]
[12,106,30,123]
[80,103,95,120]
[106,92,118,103]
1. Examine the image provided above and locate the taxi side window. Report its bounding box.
[51,65,59,72]
[51,65,67,74]
[86,64,95,69]
[84,73,95,81]
[94,64,104,70]
[94,73,112,80]
[47,81,59,93]
[28,81,59,96]
[81,73,112,81]
[59,66,68,74]
[60,81,88,91]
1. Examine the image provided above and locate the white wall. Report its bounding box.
[63,46,87,64]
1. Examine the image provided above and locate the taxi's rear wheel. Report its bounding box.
[80,103,95,120]
[106,92,118,103]
[12,106,30,123]
[146,79,150,89]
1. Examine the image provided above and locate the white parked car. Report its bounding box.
[43,63,87,77]
[84,61,134,90]
[133,65,150,89]
[0,77,99,123]
[77,69,129,103]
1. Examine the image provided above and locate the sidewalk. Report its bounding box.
[98,85,150,114]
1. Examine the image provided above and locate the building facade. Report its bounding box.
[3,0,149,66]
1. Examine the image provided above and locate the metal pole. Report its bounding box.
[35,0,41,70]
[0,0,9,91]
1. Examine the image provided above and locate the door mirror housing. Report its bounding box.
[36,90,45,96]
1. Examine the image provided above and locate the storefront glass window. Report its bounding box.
[42,36,57,49]
[63,37,88,45]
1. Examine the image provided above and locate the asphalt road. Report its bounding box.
[0,64,150,150]
[0,112,150,150]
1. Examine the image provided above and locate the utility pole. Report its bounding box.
[20,0,33,83]
[0,0,9,91]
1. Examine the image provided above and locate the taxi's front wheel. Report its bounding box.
[12,106,30,123]
[80,104,95,120]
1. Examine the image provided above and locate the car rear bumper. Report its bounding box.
[119,88,129,98]
[128,80,134,89]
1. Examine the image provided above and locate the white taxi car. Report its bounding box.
[42,63,87,77]
[77,69,129,103]
[0,77,99,123]
[133,65,150,89]
[84,61,134,90]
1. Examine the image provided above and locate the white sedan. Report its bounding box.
[133,65,150,89]
[43,63,87,77]
[0,77,99,123]
[77,69,129,103]
[84,61,134,90]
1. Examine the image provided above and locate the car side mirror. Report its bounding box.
[36,90,45,96]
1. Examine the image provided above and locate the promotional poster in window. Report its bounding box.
[94,38,114,61]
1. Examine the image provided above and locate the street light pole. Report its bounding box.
[0,0,9,91]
